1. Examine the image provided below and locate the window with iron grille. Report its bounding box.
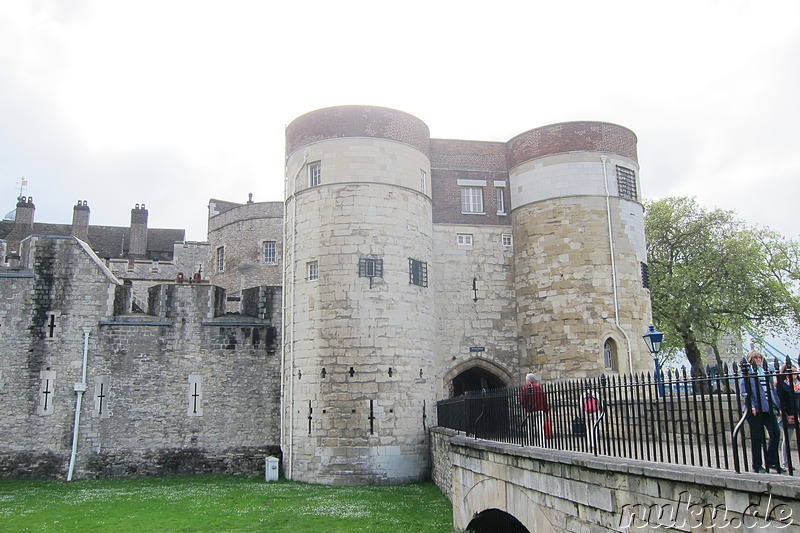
[461,187,484,214]
[263,241,277,264]
[616,165,637,200]
[307,261,318,281]
[358,258,383,278]
[641,262,650,289]
[409,258,428,287]
[308,161,321,187]
[216,246,225,273]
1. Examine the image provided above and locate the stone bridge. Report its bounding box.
[430,427,800,532]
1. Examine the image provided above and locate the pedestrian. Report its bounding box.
[740,350,783,474]
[581,388,603,452]
[519,373,550,445]
[776,362,800,470]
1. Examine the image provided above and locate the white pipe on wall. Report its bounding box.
[601,155,634,372]
[67,327,91,481]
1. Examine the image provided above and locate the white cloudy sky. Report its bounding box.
[1,0,799,247]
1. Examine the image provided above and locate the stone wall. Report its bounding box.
[0,236,281,479]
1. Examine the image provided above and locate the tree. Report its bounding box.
[644,197,800,378]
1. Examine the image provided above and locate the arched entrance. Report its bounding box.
[467,509,530,533]
[446,359,512,397]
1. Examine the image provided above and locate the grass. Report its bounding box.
[0,475,461,532]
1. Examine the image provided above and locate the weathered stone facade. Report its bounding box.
[0,236,280,479]
[280,105,652,485]
[0,105,653,485]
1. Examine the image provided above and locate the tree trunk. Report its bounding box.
[677,323,708,380]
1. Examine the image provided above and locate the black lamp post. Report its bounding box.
[643,324,665,396]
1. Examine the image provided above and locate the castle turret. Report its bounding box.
[129,203,148,258]
[71,200,90,241]
[507,122,652,378]
[283,105,434,484]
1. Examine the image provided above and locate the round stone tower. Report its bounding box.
[282,106,435,484]
[508,122,652,380]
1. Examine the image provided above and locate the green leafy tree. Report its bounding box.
[644,197,800,378]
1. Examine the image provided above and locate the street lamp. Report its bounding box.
[643,324,665,396]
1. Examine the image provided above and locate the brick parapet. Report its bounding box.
[507,121,638,169]
[285,105,430,157]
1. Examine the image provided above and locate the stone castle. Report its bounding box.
[0,105,653,484]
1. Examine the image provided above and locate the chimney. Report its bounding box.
[71,200,90,241]
[129,203,148,258]
[14,196,35,228]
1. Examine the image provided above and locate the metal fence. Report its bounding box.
[436,360,800,476]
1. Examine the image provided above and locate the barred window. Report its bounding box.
[641,262,650,290]
[616,165,637,201]
[309,162,321,187]
[307,261,318,281]
[461,187,484,214]
[420,170,427,194]
[358,258,383,278]
[216,246,225,273]
[408,258,428,287]
[263,241,277,264]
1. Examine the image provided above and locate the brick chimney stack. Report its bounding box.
[71,200,90,241]
[129,203,148,258]
[14,196,35,228]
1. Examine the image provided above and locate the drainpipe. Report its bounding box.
[601,155,634,372]
[67,327,91,481]
[281,149,307,480]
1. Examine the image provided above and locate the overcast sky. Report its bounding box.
[1,0,798,353]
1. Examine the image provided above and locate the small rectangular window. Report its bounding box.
[420,170,427,194]
[461,187,484,214]
[496,188,506,215]
[502,234,513,247]
[641,262,650,290]
[263,241,277,264]
[307,261,318,281]
[358,258,383,278]
[456,234,473,246]
[151,260,159,272]
[309,162,321,187]
[409,258,428,287]
[216,246,225,273]
[616,165,637,201]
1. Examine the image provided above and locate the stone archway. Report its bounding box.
[467,509,530,533]
[445,358,514,397]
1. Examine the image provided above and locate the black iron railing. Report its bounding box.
[436,360,800,475]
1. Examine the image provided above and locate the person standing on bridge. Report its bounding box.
[740,350,783,474]
[519,373,550,446]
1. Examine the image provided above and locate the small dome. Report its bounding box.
[3,209,15,221]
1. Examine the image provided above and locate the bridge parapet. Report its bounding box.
[431,427,800,532]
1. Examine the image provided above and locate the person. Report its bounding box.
[740,350,782,474]
[581,388,603,452]
[776,362,800,470]
[519,373,550,445]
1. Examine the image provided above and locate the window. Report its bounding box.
[307,261,318,281]
[216,246,225,273]
[502,234,513,247]
[151,260,159,272]
[641,262,650,289]
[603,339,619,371]
[616,165,637,201]
[263,241,277,264]
[308,161,321,187]
[358,258,383,278]
[461,187,484,214]
[496,188,506,215]
[456,234,473,246]
[409,258,428,287]
[420,170,427,194]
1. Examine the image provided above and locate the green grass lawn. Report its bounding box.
[0,475,461,532]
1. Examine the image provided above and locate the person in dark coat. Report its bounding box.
[740,350,782,474]
[776,362,800,470]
